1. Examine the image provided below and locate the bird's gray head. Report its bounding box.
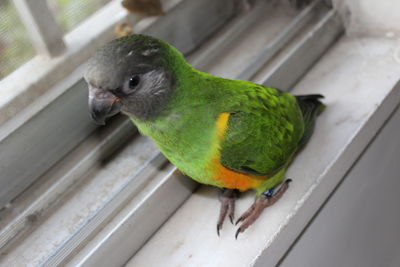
[84,34,177,124]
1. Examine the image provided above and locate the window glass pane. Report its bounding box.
[0,1,35,80]
[47,0,113,32]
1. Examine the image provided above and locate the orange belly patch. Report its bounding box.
[209,112,265,191]
[214,162,265,191]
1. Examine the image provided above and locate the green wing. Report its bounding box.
[219,87,305,176]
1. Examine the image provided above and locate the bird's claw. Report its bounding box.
[216,189,238,236]
[234,179,292,238]
[235,202,256,225]
[229,214,234,225]
[235,218,241,226]
[235,215,245,226]
[235,227,242,239]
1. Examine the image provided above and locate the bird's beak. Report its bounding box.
[88,85,122,125]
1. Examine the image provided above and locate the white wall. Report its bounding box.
[333,0,400,36]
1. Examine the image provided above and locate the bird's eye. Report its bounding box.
[129,75,140,89]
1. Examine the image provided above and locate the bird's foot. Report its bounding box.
[217,189,239,236]
[235,179,292,239]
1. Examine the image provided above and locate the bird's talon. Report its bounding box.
[229,214,234,225]
[235,228,243,239]
[216,189,238,235]
[234,180,292,235]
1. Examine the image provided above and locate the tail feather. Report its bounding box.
[296,94,325,146]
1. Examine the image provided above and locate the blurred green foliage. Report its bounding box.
[0,0,111,80]
[0,0,35,79]
[48,0,111,32]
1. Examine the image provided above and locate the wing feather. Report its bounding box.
[219,86,304,176]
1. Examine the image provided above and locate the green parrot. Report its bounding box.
[84,34,324,238]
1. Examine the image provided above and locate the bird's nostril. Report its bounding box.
[94,89,117,100]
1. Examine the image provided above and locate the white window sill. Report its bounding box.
[124,36,400,267]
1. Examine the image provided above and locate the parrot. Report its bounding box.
[84,34,325,238]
